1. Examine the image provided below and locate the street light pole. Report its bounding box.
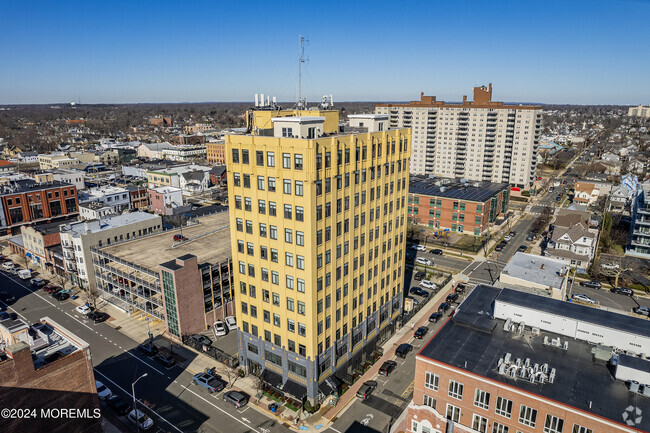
[145,317,152,342]
[132,373,148,433]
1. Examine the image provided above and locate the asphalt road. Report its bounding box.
[567,283,650,314]
[0,271,292,433]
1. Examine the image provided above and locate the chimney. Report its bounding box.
[541,264,545,270]
[463,95,467,103]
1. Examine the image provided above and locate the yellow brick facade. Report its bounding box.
[226,124,411,400]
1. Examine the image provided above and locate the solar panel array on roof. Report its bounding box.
[408,176,509,203]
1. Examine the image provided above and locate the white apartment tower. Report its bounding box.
[376,84,543,188]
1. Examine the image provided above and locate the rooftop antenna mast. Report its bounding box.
[298,34,308,110]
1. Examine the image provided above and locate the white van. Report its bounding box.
[17,269,32,280]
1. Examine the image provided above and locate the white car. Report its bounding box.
[503,235,512,242]
[415,257,432,266]
[30,278,46,287]
[224,316,237,331]
[213,320,227,337]
[420,280,437,290]
[572,294,595,304]
[76,305,92,315]
[2,261,14,270]
[600,262,620,270]
[127,409,154,431]
[411,245,427,252]
[95,380,112,400]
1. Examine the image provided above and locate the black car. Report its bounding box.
[414,326,429,339]
[395,343,413,358]
[495,244,505,252]
[611,287,634,296]
[455,284,466,294]
[86,311,109,323]
[428,312,443,323]
[410,287,429,297]
[53,292,70,301]
[438,302,450,312]
[525,234,535,241]
[154,352,176,368]
[356,381,377,400]
[106,394,131,416]
[413,271,426,281]
[509,231,517,237]
[517,245,527,252]
[580,281,602,289]
[430,249,443,255]
[446,293,459,303]
[378,360,397,376]
[189,334,213,347]
[0,291,16,303]
[138,342,159,356]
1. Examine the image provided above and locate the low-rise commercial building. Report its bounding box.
[0,180,78,234]
[60,212,162,289]
[137,142,175,160]
[0,317,101,432]
[206,140,226,165]
[408,177,509,236]
[38,153,79,170]
[162,145,207,161]
[498,252,568,299]
[148,186,185,215]
[400,284,650,433]
[91,211,233,339]
[79,186,131,213]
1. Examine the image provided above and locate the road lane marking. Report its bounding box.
[93,369,183,433]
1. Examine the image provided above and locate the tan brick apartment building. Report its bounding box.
[399,285,650,433]
[408,177,509,236]
[206,140,226,165]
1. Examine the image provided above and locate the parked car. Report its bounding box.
[430,249,443,255]
[213,321,228,337]
[356,381,377,400]
[395,343,413,358]
[446,293,459,303]
[414,326,429,339]
[415,257,432,266]
[1,261,14,270]
[611,287,634,296]
[419,280,437,290]
[30,278,47,287]
[17,269,32,279]
[428,312,443,323]
[438,302,450,312]
[454,284,466,294]
[579,281,602,289]
[173,234,188,241]
[223,391,248,408]
[633,306,650,317]
[189,334,212,347]
[503,235,512,242]
[601,262,620,270]
[76,305,92,315]
[572,294,596,304]
[509,231,517,237]
[413,271,426,281]
[410,287,429,297]
[154,352,176,368]
[411,245,427,252]
[378,360,397,376]
[517,245,527,252]
[95,380,112,400]
[137,342,158,356]
[106,394,131,416]
[495,244,505,252]
[0,291,16,303]
[87,311,109,323]
[43,284,60,294]
[224,316,237,331]
[127,409,154,431]
[53,292,70,301]
[525,234,535,241]
[193,372,227,393]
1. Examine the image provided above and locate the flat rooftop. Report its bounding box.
[500,252,566,290]
[420,285,650,431]
[409,176,509,203]
[61,212,159,235]
[98,211,231,271]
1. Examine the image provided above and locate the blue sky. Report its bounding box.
[1,0,649,104]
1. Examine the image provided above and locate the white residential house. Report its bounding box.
[547,224,597,272]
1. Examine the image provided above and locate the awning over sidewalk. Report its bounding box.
[318,375,342,396]
[282,379,307,400]
[262,369,283,390]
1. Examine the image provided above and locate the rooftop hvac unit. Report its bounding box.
[643,385,650,397]
[532,327,541,335]
[498,363,507,375]
[530,375,536,384]
[517,322,525,334]
[544,336,549,345]
[542,363,549,374]
[503,318,512,332]
[508,366,517,378]
[515,358,522,367]
[563,341,569,350]
[630,381,640,393]
[504,353,512,364]
[525,358,531,368]
[549,368,556,383]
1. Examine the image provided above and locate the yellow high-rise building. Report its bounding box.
[226,112,411,401]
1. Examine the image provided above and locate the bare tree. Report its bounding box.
[81,285,101,310]
[598,259,633,287]
[251,370,267,402]
[221,362,241,389]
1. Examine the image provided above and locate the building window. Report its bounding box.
[273,313,281,327]
[295,154,303,170]
[472,414,488,433]
[287,298,294,312]
[423,395,436,409]
[265,350,282,366]
[285,229,293,243]
[297,301,305,315]
[571,425,592,433]
[296,231,304,246]
[544,415,564,433]
[268,177,276,192]
[283,179,291,194]
[267,152,275,167]
[295,181,303,196]
[495,396,513,418]
[518,405,537,427]
[231,149,239,163]
[298,323,306,336]
[474,389,490,410]
[448,380,463,400]
[492,422,509,433]
[446,404,461,423]
[283,153,291,168]
[424,372,439,390]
